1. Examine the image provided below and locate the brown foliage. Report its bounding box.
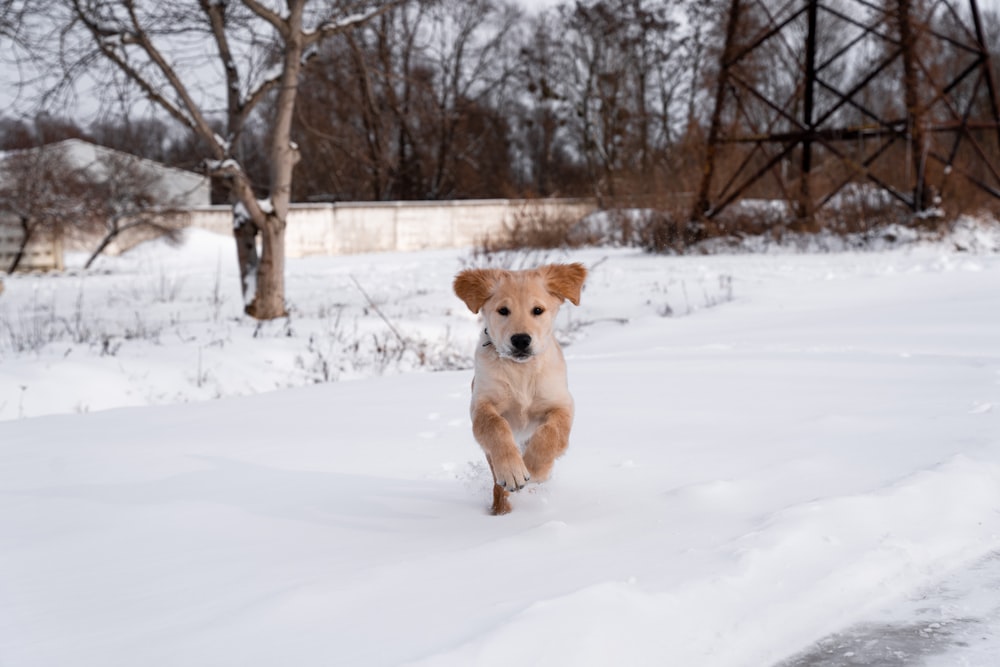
[476,204,584,254]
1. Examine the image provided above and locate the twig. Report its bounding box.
[348,274,406,348]
[589,255,610,271]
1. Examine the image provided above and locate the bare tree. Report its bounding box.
[554,1,662,200]
[26,0,401,319]
[80,151,186,269]
[293,0,522,201]
[1,0,26,40]
[0,113,90,150]
[420,0,522,198]
[0,144,89,272]
[513,11,587,196]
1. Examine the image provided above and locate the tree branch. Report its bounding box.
[241,0,288,38]
[69,0,227,159]
[304,1,405,47]
[198,0,242,138]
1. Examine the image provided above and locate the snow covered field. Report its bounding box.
[1,221,999,666]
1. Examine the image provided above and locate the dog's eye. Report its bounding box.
[532,307,544,316]
[498,307,510,316]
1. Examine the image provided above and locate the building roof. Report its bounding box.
[1,138,210,208]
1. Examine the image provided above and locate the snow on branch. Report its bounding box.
[304,2,403,44]
[314,11,371,34]
[205,158,243,178]
[213,133,232,155]
[241,71,283,118]
[91,16,139,52]
[301,43,319,65]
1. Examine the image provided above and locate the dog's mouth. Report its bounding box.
[500,348,534,362]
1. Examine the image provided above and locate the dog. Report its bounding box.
[453,263,587,515]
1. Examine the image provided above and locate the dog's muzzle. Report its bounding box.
[508,334,533,361]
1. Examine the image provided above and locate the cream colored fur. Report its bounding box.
[453,263,587,515]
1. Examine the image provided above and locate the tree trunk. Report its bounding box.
[84,232,115,270]
[84,218,122,270]
[230,176,291,321]
[8,216,33,273]
[236,0,303,321]
[246,215,287,319]
[233,207,261,315]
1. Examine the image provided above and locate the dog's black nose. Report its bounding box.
[510,333,532,351]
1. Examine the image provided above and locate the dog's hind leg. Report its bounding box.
[523,407,573,483]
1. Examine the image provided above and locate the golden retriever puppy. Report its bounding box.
[453,263,587,515]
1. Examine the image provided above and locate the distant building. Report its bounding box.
[0,139,209,272]
[48,139,210,207]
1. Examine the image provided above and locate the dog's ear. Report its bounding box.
[453,268,502,313]
[542,263,587,306]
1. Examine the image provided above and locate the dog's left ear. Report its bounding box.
[453,268,503,313]
[542,263,587,306]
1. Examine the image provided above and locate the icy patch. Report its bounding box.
[780,551,1000,667]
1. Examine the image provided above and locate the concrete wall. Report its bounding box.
[1,198,595,271]
[189,198,596,258]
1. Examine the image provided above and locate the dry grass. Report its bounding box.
[475,203,584,254]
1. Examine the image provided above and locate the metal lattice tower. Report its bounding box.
[694,0,1000,228]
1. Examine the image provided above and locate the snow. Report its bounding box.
[204,157,242,176]
[785,550,1000,665]
[1,220,999,666]
[309,11,381,37]
[212,133,231,154]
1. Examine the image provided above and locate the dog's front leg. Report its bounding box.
[523,407,573,483]
[473,402,530,514]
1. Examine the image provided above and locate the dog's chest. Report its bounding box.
[473,345,570,445]
[497,368,561,443]
[503,378,538,433]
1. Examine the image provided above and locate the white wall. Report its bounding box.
[1,198,595,271]
[190,198,596,258]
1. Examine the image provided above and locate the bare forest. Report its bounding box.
[2,0,719,202]
[1,0,999,317]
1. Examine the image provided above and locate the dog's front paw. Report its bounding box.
[493,454,531,491]
[523,449,555,483]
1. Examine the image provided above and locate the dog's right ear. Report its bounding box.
[453,269,501,314]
